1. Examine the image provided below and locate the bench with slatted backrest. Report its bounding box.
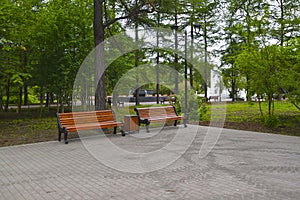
[56,110,124,144]
[134,106,185,132]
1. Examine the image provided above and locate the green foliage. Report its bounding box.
[198,101,208,121]
[235,45,285,116]
[1,0,300,114]
[281,38,300,110]
[261,115,279,128]
[173,90,207,122]
[269,0,300,45]
[2,94,39,104]
[202,101,299,131]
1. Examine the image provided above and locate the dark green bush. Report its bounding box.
[262,115,279,128]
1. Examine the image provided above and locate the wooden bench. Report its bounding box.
[134,106,185,132]
[159,96,166,104]
[56,110,124,144]
[208,96,219,101]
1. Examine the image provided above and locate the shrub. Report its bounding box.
[262,115,279,128]
[173,91,207,122]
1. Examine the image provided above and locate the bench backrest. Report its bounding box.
[209,96,218,100]
[57,110,116,127]
[135,106,178,119]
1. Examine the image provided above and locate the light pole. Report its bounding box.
[184,30,188,127]
[171,25,188,127]
[171,25,179,94]
[190,22,194,89]
[194,24,209,101]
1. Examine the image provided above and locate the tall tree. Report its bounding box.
[192,0,221,100]
[221,0,268,101]
[281,38,300,110]
[236,45,283,116]
[93,0,156,110]
[31,0,94,111]
[269,0,300,46]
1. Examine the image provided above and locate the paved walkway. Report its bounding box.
[0,125,300,200]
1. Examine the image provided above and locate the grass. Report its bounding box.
[0,108,58,147]
[0,101,299,147]
[200,101,300,136]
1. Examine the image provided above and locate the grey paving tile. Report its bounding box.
[0,125,299,199]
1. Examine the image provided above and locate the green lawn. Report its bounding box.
[0,101,299,147]
[201,101,300,136]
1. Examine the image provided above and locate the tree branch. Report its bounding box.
[103,0,155,28]
[292,101,300,110]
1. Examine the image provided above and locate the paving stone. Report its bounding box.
[0,125,299,199]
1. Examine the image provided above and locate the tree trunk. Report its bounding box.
[156,53,160,104]
[174,1,179,94]
[135,24,140,106]
[204,82,208,102]
[0,93,3,111]
[204,23,208,101]
[258,96,263,116]
[4,78,10,112]
[23,82,28,105]
[39,87,44,107]
[156,12,160,104]
[94,0,106,110]
[231,79,235,102]
[268,94,272,116]
[174,27,179,94]
[112,91,118,107]
[23,48,28,106]
[190,21,194,89]
[45,92,50,108]
[17,86,22,113]
[246,75,251,102]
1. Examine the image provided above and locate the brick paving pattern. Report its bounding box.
[0,125,300,199]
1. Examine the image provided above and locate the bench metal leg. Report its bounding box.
[113,127,117,134]
[121,130,125,136]
[64,133,68,144]
[63,128,68,144]
[145,119,150,133]
[174,120,177,126]
[58,130,61,142]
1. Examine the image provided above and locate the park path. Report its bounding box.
[0,125,300,200]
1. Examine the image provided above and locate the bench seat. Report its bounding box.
[60,121,123,132]
[139,116,183,122]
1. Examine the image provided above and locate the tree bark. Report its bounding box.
[94,0,107,110]
[156,10,160,104]
[135,23,140,106]
[23,83,28,105]
[17,86,22,113]
[45,92,50,108]
[231,78,236,102]
[4,78,10,112]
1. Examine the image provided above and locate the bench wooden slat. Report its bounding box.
[64,121,123,132]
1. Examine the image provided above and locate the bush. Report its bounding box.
[27,94,40,104]
[173,91,207,123]
[2,96,18,104]
[262,115,279,128]
[2,95,39,105]
[198,102,208,121]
